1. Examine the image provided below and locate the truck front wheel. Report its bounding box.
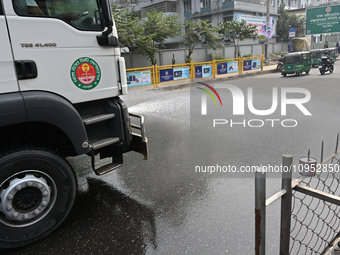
[0,148,77,248]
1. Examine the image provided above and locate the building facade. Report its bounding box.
[129,0,279,46]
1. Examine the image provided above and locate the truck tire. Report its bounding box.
[0,148,77,248]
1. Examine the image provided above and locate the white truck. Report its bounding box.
[0,0,148,248]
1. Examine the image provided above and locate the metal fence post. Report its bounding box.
[191,61,194,82]
[212,59,216,78]
[152,65,156,88]
[279,154,293,255]
[238,57,242,74]
[154,65,158,87]
[255,168,266,255]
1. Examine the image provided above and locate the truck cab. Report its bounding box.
[0,0,147,248]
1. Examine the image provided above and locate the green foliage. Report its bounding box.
[113,8,183,65]
[218,20,258,58]
[277,4,305,42]
[243,53,253,57]
[208,52,225,60]
[182,20,223,63]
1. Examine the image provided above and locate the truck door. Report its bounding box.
[0,2,18,93]
[3,0,122,104]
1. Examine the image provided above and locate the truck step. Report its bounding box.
[90,137,119,150]
[83,113,115,125]
[95,162,122,175]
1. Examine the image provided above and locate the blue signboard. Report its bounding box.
[160,69,174,82]
[243,60,252,71]
[195,66,203,78]
[217,63,228,75]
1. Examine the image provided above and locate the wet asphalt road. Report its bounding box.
[2,62,340,255]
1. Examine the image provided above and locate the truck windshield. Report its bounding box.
[13,0,104,31]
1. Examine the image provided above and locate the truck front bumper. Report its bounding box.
[129,113,148,160]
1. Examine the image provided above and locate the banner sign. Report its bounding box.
[127,71,152,88]
[242,59,262,71]
[217,63,228,75]
[227,61,239,73]
[243,60,252,71]
[202,65,212,77]
[195,66,203,78]
[160,69,174,82]
[306,5,340,34]
[252,59,262,70]
[174,67,190,80]
[234,13,276,36]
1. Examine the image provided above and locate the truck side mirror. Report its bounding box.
[97,0,119,47]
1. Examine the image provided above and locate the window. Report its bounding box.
[13,0,103,31]
[184,1,192,11]
[223,16,233,22]
[141,2,177,18]
[284,57,299,64]
[302,54,310,59]
[200,0,211,8]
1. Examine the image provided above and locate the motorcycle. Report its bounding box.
[276,61,283,72]
[319,61,334,75]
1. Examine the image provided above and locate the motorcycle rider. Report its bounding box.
[321,51,332,69]
[277,54,284,70]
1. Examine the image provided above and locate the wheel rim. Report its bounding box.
[0,170,57,228]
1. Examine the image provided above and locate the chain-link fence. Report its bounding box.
[255,135,340,255]
[290,152,340,254]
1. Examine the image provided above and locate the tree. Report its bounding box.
[288,13,306,37]
[277,4,306,42]
[182,20,223,63]
[218,20,258,58]
[276,4,290,42]
[113,8,182,65]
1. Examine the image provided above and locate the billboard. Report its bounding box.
[160,69,174,82]
[127,71,152,88]
[243,59,262,71]
[234,13,276,37]
[195,65,212,79]
[173,67,190,80]
[306,5,340,34]
[227,61,239,73]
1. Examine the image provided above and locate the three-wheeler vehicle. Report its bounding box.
[310,49,324,67]
[281,52,311,77]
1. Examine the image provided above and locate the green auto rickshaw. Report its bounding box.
[310,49,324,67]
[281,52,311,77]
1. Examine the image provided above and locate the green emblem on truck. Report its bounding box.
[70,57,101,90]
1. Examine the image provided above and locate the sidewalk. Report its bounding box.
[129,64,279,92]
